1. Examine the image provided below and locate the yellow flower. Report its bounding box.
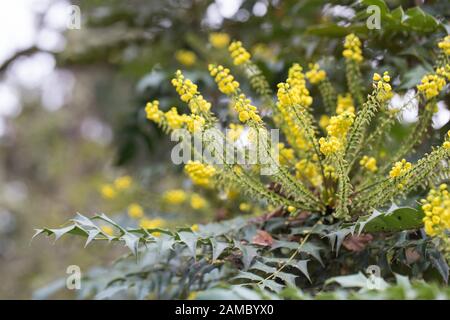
[101,225,114,236]
[306,63,326,84]
[438,35,450,56]
[373,71,393,102]
[389,159,412,178]
[140,218,165,229]
[359,155,378,173]
[233,94,261,124]
[336,93,355,114]
[128,203,144,219]
[163,189,187,205]
[319,136,342,156]
[100,184,116,199]
[229,41,251,65]
[165,107,187,130]
[190,194,207,210]
[324,165,337,180]
[171,70,211,114]
[239,202,251,212]
[114,176,132,190]
[343,33,363,63]
[208,64,240,95]
[185,114,205,133]
[420,184,450,237]
[325,111,355,139]
[175,50,197,66]
[191,224,199,232]
[184,161,216,187]
[277,143,295,165]
[287,206,296,213]
[436,65,450,81]
[295,159,322,187]
[319,115,330,130]
[417,73,446,100]
[145,100,165,124]
[187,291,198,300]
[227,123,244,141]
[209,32,230,49]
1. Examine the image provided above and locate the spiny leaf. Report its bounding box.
[178,231,198,257]
[355,205,424,233]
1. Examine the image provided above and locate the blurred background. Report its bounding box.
[0,0,449,299]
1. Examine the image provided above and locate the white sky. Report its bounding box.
[0,0,72,137]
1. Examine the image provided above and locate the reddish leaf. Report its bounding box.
[252,230,274,247]
[343,234,373,252]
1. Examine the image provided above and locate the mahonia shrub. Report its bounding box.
[35,34,450,299]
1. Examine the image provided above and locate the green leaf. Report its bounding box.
[210,239,229,261]
[403,7,439,33]
[234,240,258,270]
[178,231,198,257]
[355,205,424,233]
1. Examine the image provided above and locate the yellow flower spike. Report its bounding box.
[295,159,322,186]
[417,74,446,100]
[208,64,240,95]
[209,32,230,49]
[163,189,187,205]
[100,184,116,199]
[172,71,212,115]
[306,63,326,84]
[185,114,205,133]
[277,143,295,165]
[372,73,381,81]
[227,123,244,141]
[128,203,144,219]
[325,111,355,139]
[336,93,355,114]
[324,165,337,180]
[438,35,450,56]
[140,218,165,230]
[233,94,262,124]
[343,33,363,63]
[436,65,450,81]
[239,203,251,212]
[420,184,450,237]
[389,159,412,178]
[175,50,197,67]
[145,100,165,124]
[101,225,114,236]
[165,107,187,130]
[372,71,393,102]
[319,136,342,156]
[228,41,251,65]
[319,115,330,130]
[190,193,207,210]
[184,161,216,187]
[114,176,132,190]
[172,70,198,103]
[287,206,296,213]
[359,155,378,173]
[443,141,450,150]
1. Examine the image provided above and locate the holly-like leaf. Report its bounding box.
[355,205,424,233]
